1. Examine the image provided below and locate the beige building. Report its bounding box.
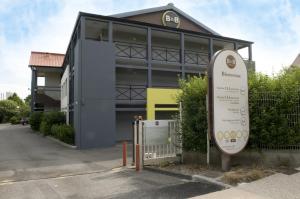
[291,54,300,67]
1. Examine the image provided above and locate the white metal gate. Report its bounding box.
[133,120,182,168]
[142,120,181,161]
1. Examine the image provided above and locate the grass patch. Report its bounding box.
[221,167,274,185]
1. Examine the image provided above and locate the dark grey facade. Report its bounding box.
[61,5,254,149]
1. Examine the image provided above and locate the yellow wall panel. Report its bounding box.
[147,88,181,120]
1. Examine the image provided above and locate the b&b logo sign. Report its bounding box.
[162,11,180,28]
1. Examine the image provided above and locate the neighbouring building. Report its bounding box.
[292,54,300,67]
[0,92,13,101]
[30,3,255,149]
[29,52,64,112]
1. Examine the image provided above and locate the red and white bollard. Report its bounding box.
[122,141,127,166]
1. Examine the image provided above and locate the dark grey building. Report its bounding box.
[35,3,254,149]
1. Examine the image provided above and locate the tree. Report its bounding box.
[7,93,24,106]
[24,95,31,106]
[0,100,18,123]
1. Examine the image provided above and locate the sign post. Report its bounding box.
[208,50,249,171]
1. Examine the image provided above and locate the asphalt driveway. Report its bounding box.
[0,124,223,199]
[0,124,126,182]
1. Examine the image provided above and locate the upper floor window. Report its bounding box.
[85,19,108,41]
[37,77,45,86]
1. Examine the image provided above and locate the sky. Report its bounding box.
[0,0,300,99]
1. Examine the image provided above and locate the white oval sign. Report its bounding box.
[209,50,249,155]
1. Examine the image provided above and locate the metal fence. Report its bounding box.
[251,90,300,127]
[116,85,147,101]
[114,42,210,66]
[248,89,300,150]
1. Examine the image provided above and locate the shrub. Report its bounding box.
[177,76,208,152]
[40,111,66,136]
[39,121,48,135]
[0,100,18,123]
[29,112,44,131]
[51,124,75,145]
[10,116,20,125]
[177,67,300,152]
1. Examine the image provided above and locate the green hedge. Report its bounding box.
[248,68,300,148]
[51,124,74,145]
[39,111,66,136]
[29,112,44,131]
[178,67,300,152]
[10,116,20,125]
[177,76,208,152]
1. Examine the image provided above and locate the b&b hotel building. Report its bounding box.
[29,3,254,149]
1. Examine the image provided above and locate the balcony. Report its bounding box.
[36,86,60,92]
[184,50,209,66]
[116,85,147,103]
[115,42,147,59]
[115,42,209,66]
[152,46,180,63]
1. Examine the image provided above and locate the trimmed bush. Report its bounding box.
[51,124,75,145]
[29,112,43,131]
[10,116,20,125]
[177,76,208,152]
[40,111,66,136]
[39,121,48,135]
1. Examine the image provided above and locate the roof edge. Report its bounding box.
[80,12,253,44]
[110,3,220,36]
[31,51,65,56]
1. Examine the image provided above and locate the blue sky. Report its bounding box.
[0,0,300,98]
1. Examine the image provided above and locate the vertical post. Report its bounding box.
[123,141,127,166]
[221,153,231,171]
[233,42,238,51]
[147,27,152,87]
[132,121,136,165]
[180,33,185,79]
[206,95,210,167]
[108,21,113,43]
[136,144,140,171]
[209,38,214,61]
[179,101,183,163]
[31,68,37,112]
[248,44,252,61]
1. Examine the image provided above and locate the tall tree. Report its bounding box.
[7,93,24,106]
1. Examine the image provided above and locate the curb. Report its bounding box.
[144,166,230,189]
[144,166,192,180]
[192,175,231,189]
[46,136,77,149]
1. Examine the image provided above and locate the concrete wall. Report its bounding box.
[74,40,116,149]
[183,148,300,168]
[61,65,69,123]
[44,72,61,100]
[116,111,146,141]
[152,70,181,87]
[116,68,147,85]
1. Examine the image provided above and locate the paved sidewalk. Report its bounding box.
[191,187,272,199]
[193,170,300,199]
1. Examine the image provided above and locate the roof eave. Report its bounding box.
[110,4,220,36]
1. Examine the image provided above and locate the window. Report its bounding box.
[37,77,45,86]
